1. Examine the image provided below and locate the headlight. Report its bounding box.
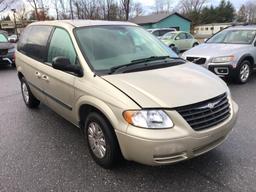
[123,110,173,129]
[211,55,235,63]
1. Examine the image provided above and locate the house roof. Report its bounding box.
[130,12,191,25]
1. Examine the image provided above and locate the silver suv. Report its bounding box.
[182,25,256,84]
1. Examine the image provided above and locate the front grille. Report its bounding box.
[0,49,8,56]
[176,93,230,131]
[186,57,206,65]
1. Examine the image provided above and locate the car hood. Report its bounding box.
[183,43,250,57]
[0,42,15,49]
[161,39,174,45]
[103,63,228,108]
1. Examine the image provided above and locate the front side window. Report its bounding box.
[75,26,178,72]
[186,33,193,39]
[207,29,256,44]
[47,28,77,65]
[177,33,186,40]
[0,34,8,43]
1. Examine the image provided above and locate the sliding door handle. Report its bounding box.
[35,71,41,78]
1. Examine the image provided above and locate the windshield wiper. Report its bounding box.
[109,56,184,74]
[131,55,175,63]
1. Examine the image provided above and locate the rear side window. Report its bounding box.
[47,28,77,65]
[18,26,53,62]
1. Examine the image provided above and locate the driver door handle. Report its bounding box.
[41,75,49,81]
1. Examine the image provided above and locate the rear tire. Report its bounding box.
[235,60,251,84]
[84,112,122,169]
[21,77,40,108]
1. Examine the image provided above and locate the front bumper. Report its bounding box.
[208,64,237,78]
[0,52,15,65]
[116,100,238,165]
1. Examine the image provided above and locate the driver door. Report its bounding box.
[42,28,79,122]
[175,32,187,51]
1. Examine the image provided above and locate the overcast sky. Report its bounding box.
[136,0,243,10]
[1,0,246,19]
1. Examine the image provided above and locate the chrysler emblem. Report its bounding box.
[207,103,215,109]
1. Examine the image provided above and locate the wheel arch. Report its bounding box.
[238,54,255,67]
[17,71,24,81]
[76,96,120,132]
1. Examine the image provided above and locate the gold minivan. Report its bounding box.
[16,20,238,168]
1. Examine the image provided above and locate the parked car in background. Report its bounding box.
[182,25,256,84]
[161,31,199,52]
[16,20,238,169]
[0,32,15,67]
[8,34,18,43]
[147,28,176,39]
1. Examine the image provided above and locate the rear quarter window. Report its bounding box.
[18,25,53,62]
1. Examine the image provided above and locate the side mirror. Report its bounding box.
[204,38,208,43]
[9,39,16,43]
[52,56,83,77]
[175,36,180,40]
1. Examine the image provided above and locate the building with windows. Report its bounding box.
[0,20,33,35]
[130,12,191,32]
[194,23,232,38]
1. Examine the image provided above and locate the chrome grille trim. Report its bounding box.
[176,93,230,131]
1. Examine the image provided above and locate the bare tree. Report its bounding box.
[179,0,208,14]
[132,2,144,17]
[0,0,15,12]
[15,3,27,24]
[27,0,39,20]
[53,0,59,19]
[154,0,172,13]
[120,0,131,20]
[244,1,256,23]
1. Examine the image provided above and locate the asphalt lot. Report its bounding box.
[1,66,256,192]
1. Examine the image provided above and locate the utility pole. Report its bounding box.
[11,9,18,36]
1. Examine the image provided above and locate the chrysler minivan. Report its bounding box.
[16,20,238,168]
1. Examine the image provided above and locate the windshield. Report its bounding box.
[207,29,256,44]
[162,32,176,40]
[0,34,8,43]
[75,26,178,72]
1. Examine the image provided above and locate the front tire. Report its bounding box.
[193,43,199,47]
[84,112,122,169]
[235,60,251,84]
[170,44,179,54]
[21,77,40,108]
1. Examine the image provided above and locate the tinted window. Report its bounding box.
[152,30,160,36]
[207,30,256,44]
[159,30,172,36]
[0,34,8,42]
[186,33,193,39]
[47,28,77,65]
[177,33,186,40]
[18,26,53,62]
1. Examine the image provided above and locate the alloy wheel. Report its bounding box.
[87,122,107,159]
